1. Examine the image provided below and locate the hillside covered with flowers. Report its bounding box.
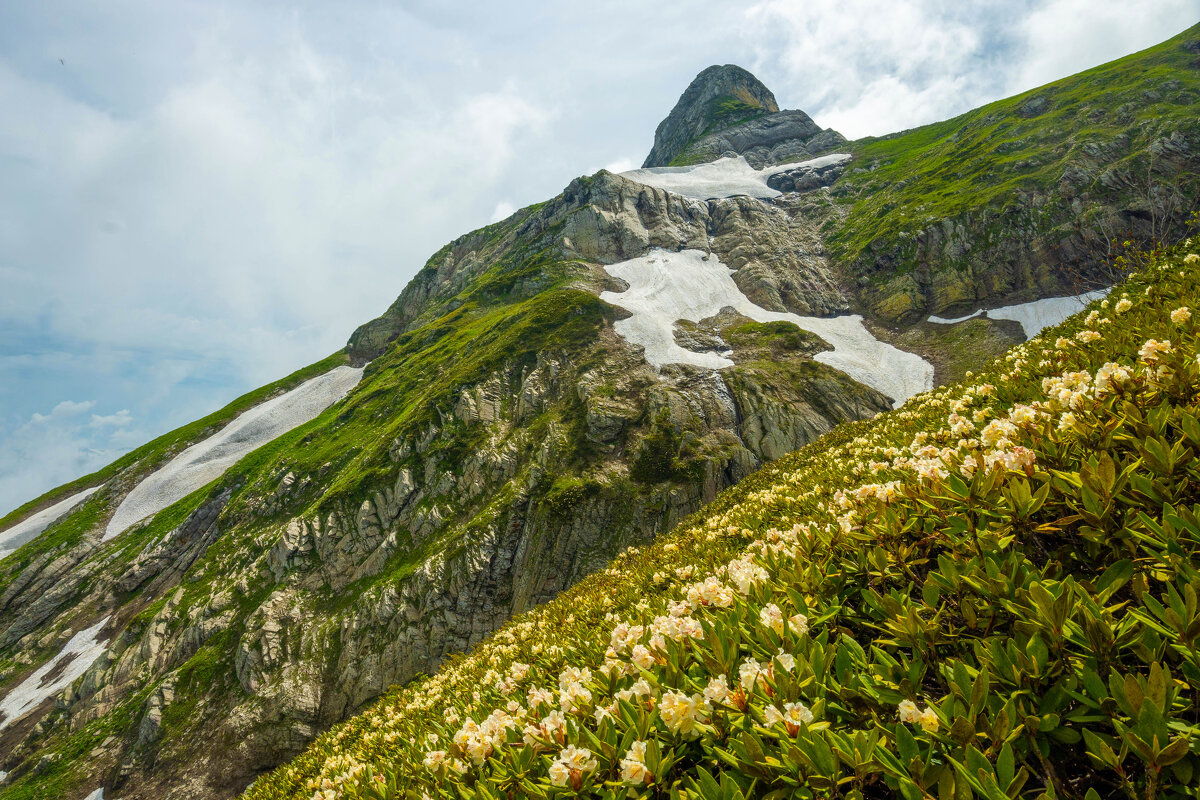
[238,233,1200,800]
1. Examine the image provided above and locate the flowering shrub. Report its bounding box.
[246,240,1200,800]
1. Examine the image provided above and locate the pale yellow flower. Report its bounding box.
[659,690,708,735]
[620,741,651,785]
[759,603,784,635]
[919,706,940,732]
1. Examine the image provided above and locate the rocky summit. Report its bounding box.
[1,23,1200,800]
[641,63,845,168]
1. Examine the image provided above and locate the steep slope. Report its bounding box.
[2,24,1200,800]
[640,26,1200,332]
[642,64,779,168]
[0,172,891,800]
[827,23,1200,324]
[244,237,1200,800]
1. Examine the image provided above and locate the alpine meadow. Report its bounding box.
[2,15,1200,800]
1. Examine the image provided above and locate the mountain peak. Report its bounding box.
[642,64,844,169]
[642,64,780,167]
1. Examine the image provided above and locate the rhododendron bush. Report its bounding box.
[246,238,1200,800]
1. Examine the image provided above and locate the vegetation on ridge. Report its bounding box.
[829,23,1200,284]
[245,237,1200,799]
[0,351,350,534]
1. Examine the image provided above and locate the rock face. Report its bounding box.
[643,64,780,168]
[766,153,850,192]
[673,111,846,169]
[0,162,889,799]
[834,95,1200,323]
[641,64,844,169]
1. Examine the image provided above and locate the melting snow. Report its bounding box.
[927,309,983,325]
[927,289,1110,339]
[0,486,99,558]
[105,365,364,540]
[601,249,933,407]
[0,617,110,731]
[619,153,851,201]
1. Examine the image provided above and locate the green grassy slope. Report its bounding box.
[0,221,616,797]
[836,21,1200,257]
[8,26,1200,800]
[0,352,350,532]
[244,237,1200,799]
[825,23,1200,320]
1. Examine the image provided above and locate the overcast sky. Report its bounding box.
[0,1,1197,514]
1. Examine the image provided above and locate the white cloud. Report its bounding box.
[489,200,517,222]
[602,157,637,174]
[0,399,125,513]
[1012,0,1200,94]
[89,409,132,428]
[30,400,94,424]
[742,0,1199,138]
[742,0,988,137]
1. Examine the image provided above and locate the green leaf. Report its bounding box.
[1123,673,1145,719]
[1157,736,1191,767]
[1082,728,1121,768]
[951,716,976,747]
[1148,662,1167,712]
[971,668,990,718]
[997,743,1015,789]
[896,723,919,766]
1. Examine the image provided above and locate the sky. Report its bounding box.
[0,0,1197,514]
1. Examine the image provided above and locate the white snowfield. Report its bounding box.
[0,486,99,557]
[927,289,1110,339]
[601,249,933,407]
[619,153,851,201]
[0,616,110,731]
[105,365,364,540]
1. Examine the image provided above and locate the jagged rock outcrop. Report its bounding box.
[766,153,850,191]
[672,112,846,169]
[843,126,1200,323]
[643,64,780,167]
[641,64,843,168]
[349,168,853,366]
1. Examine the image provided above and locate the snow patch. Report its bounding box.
[987,289,1110,338]
[927,289,1110,338]
[620,153,851,201]
[105,365,364,540]
[0,486,99,557]
[927,309,983,325]
[600,249,933,407]
[0,617,110,731]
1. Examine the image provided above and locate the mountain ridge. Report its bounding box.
[245,234,1200,800]
[0,23,1198,799]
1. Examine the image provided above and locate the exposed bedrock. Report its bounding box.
[643,64,780,168]
[672,112,846,169]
